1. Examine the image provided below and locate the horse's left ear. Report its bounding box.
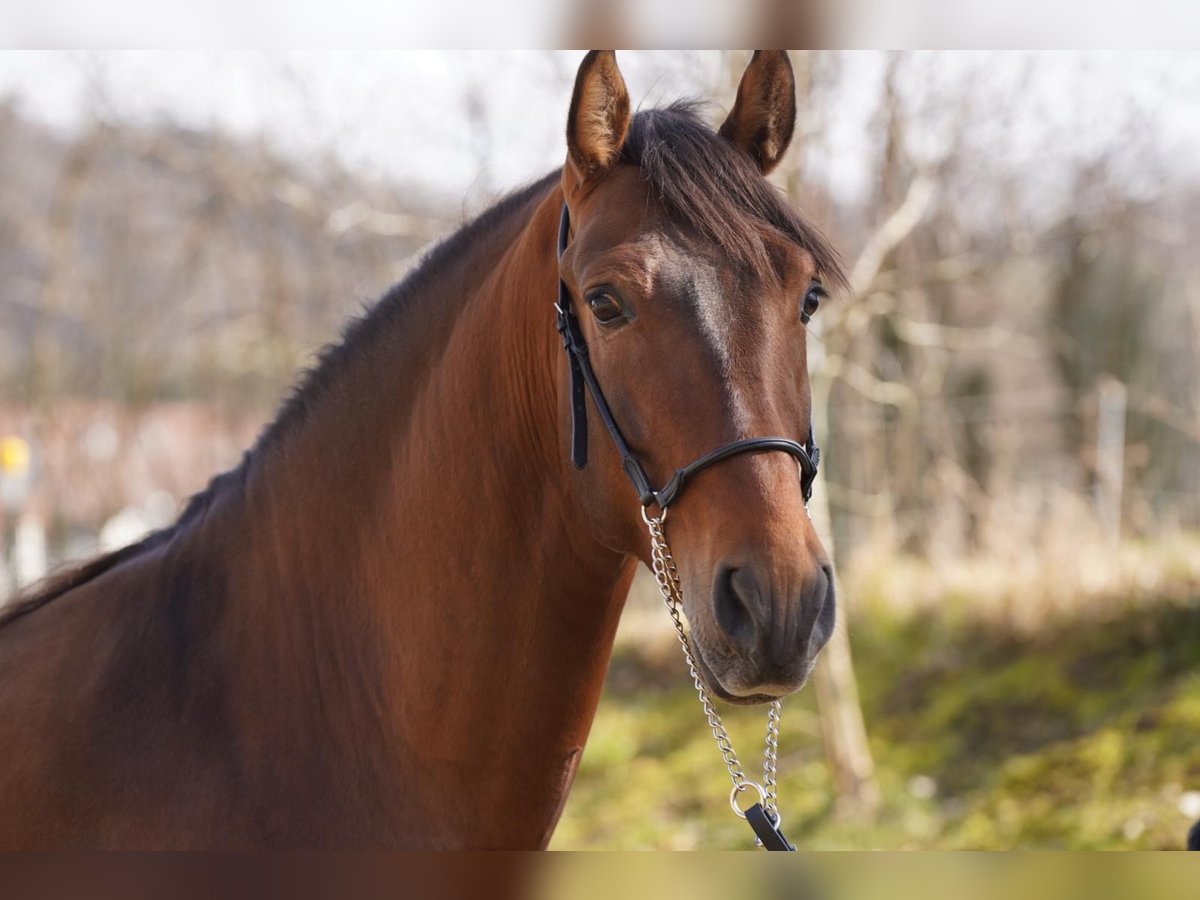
[719,51,797,176]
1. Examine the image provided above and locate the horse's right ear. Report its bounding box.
[565,51,630,190]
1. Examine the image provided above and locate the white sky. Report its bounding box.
[0,51,1197,211]
[0,51,730,202]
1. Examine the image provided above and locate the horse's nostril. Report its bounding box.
[714,566,759,649]
[808,564,836,648]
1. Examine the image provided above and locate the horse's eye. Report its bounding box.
[801,282,826,324]
[587,290,626,325]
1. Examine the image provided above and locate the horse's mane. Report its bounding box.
[0,470,241,630]
[0,535,164,630]
[0,102,843,631]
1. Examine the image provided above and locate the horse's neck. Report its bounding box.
[202,183,632,845]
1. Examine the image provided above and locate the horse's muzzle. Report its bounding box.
[708,561,835,699]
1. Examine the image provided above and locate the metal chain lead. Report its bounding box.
[763,698,782,817]
[641,507,782,825]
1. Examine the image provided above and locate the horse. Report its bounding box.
[0,50,844,849]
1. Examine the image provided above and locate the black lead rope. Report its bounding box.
[555,204,820,512]
[556,203,816,851]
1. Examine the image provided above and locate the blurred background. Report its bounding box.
[0,50,1198,848]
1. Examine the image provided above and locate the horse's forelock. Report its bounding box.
[620,102,847,292]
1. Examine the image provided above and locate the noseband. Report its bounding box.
[553,204,821,511]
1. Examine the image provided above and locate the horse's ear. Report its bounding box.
[565,50,631,189]
[719,51,797,175]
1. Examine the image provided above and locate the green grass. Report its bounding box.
[552,589,1200,849]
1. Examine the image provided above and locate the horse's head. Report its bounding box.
[557,51,844,704]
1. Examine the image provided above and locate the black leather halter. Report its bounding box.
[553,204,821,511]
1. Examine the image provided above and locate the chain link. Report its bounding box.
[641,506,782,824]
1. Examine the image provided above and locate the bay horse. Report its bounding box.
[0,51,844,849]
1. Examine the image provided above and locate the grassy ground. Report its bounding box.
[552,559,1200,850]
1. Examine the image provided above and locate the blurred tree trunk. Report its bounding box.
[809,375,882,820]
[785,50,881,822]
[28,126,103,407]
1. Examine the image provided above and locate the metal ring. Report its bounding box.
[729,781,767,819]
[640,505,668,526]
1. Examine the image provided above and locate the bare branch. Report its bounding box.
[324,201,447,239]
[850,174,935,296]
